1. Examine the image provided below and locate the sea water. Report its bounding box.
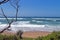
[0,17,60,32]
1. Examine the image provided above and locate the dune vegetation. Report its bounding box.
[0,31,60,40]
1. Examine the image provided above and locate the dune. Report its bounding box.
[1,30,51,38]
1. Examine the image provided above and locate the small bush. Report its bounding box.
[50,38,54,40]
[0,35,19,40]
[35,37,42,40]
[0,31,60,40]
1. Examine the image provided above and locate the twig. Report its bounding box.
[1,7,9,23]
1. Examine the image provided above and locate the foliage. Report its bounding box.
[0,31,60,40]
[35,31,60,40]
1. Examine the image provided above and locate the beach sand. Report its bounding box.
[1,31,51,38]
[22,31,51,38]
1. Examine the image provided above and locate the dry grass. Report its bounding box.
[1,31,51,38]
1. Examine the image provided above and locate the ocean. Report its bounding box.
[0,17,60,32]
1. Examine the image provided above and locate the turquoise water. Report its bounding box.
[0,17,60,32]
[0,18,60,25]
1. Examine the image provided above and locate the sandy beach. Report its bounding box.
[1,31,51,38]
[22,31,51,38]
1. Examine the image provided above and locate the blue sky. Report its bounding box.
[0,0,60,17]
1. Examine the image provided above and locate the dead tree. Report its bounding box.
[9,0,20,21]
[0,0,23,39]
[16,30,23,39]
[0,0,20,33]
[0,0,9,5]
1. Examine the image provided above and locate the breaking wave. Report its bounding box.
[0,18,60,32]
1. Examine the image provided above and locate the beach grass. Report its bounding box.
[0,31,60,40]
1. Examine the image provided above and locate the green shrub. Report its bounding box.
[35,37,43,40]
[0,31,60,40]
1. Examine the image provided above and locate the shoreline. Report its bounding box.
[1,30,52,38]
[22,31,51,38]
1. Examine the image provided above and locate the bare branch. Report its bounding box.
[0,7,11,33]
[16,4,19,21]
[16,0,20,21]
[9,0,20,21]
[1,7,9,23]
[0,0,9,5]
[9,1,16,9]
[0,0,20,33]
[0,24,10,33]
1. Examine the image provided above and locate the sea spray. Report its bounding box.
[0,18,60,32]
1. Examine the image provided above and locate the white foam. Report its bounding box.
[12,21,30,25]
[11,24,45,27]
[36,21,43,23]
[0,24,8,27]
[0,22,45,31]
[0,22,45,32]
[32,20,36,22]
[11,21,45,27]
[1,21,60,32]
[19,21,30,24]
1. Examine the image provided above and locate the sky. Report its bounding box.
[0,0,60,17]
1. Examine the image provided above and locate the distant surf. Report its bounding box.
[0,17,60,32]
